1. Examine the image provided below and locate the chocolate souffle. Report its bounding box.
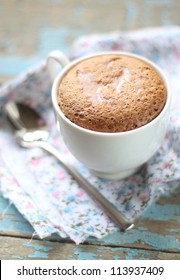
[57,54,166,132]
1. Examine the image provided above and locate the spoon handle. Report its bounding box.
[38,140,134,231]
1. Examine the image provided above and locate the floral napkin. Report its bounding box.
[0,26,180,244]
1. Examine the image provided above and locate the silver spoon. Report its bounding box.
[4,101,134,231]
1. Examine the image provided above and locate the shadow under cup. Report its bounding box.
[51,52,171,180]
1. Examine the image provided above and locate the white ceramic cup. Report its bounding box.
[48,50,171,179]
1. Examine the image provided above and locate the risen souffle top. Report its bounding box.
[58,54,167,132]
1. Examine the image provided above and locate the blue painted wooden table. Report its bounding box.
[0,191,180,259]
[0,0,180,260]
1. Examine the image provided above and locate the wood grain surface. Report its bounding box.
[1,190,180,260]
[0,0,180,260]
[1,0,180,79]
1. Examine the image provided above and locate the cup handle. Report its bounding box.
[47,50,70,82]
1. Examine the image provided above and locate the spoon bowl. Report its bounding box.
[5,101,134,231]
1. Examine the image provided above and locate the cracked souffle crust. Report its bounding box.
[57,54,167,133]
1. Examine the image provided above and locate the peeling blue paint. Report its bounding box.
[124,248,152,260]
[12,255,23,259]
[0,26,87,77]
[0,197,34,234]
[111,247,152,260]
[38,27,71,56]
[166,228,180,233]
[73,247,97,260]
[102,229,180,252]
[113,255,121,260]
[24,242,53,252]
[0,216,34,235]
[72,246,157,260]
[0,56,41,76]
[143,204,180,222]
[97,248,103,253]
[24,243,53,259]
[27,251,49,259]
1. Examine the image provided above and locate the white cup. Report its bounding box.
[48,51,171,179]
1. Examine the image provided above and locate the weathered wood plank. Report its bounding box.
[0,235,179,260]
[1,0,179,54]
[0,0,180,78]
[1,190,180,252]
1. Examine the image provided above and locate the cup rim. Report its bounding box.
[51,51,171,137]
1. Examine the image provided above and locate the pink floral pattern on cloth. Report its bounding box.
[0,27,180,244]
